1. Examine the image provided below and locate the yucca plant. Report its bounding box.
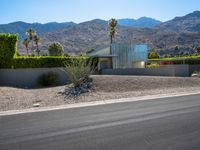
[63,58,95,88]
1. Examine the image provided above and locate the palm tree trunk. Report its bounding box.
[26,47,29,56]
[37,44,39,56]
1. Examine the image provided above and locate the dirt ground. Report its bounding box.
[1,75,200,111]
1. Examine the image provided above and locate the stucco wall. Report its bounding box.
[102,65,192,77]
[0,68,68,88]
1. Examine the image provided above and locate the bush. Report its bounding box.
[0,34,97,69]
[148,51,160,59]
[37,72,59,87]
[63,58,96,88]
[173,59,200,65]
[48,42,64,56]
[146,62,160,68]
[0,34,18,68]
[12,56,95,68]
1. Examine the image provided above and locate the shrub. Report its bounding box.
[148,51,160,59]
[48,42,64,56]
[0,34,18,68]
[146,62,160,68]
[173,59,200,65]
[63,58,96,88]
[37,72,59,87]
[12,56,95,68]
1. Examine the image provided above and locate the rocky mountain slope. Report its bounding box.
[0,21,75,41]
[155,11,200,32]
[2,11,200,56]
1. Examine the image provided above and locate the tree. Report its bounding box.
[33,35,40,56]
[108,18,117,44]
[26,28,36,53]
[48,42,64,56]
[22,38,30,55]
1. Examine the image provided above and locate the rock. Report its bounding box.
[33,103,40,107]
[60,78,93,99]
[191,74,200,77]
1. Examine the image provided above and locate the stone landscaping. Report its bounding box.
[1,75,200,111]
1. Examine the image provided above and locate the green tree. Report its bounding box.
[33,35,40,56]
[48,42,64,56]
[26,28,36,53]
[22,38,30,56]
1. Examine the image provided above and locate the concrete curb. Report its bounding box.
[1,91,200,116]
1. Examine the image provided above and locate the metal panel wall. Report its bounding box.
[111,44,148,69]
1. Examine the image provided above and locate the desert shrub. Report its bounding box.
[60,58,96,98]
[148,51,160,59]
[0,34,18,68]
[63,58,95,88]
[37,72,59,87]
[146,62,160,68]
[48,42,64,56]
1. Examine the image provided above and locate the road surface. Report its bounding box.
[1,94,200,150]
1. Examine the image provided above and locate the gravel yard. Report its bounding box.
[1,75,200,111]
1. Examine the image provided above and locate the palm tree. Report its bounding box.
[33,35,40,56]
[22,38,30,56]
[108,18,117,44]
[26,28,36,53]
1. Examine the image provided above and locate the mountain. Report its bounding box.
[18,19,154,55]
[2,11,200,56]
[118,17,162,28]
[36,16,200,56]
[156,11,200,32]
[0,21,76,40]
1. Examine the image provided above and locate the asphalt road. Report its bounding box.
[1,94,200,150]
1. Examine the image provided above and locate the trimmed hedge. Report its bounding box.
[0,34,98,68]
[173,59,200,65]
[12,56,91,68]
[0,34,18,68]
[149,59,200,65]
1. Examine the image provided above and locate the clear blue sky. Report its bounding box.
[0,0,200,24]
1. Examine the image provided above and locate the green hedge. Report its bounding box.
[0,34,18,68]
[149,59,200,65]
[12,56,91,68]
[0,34,98,68]
[173,59,200,65]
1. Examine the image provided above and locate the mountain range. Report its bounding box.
[117,17,161,28]
[1,11,200,56]
[0,21,75,41]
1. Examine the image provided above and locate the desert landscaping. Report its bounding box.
[1,75,200,111]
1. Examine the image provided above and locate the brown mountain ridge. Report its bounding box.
[7,11,200,56]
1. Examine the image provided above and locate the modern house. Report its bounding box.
[88,44,148,70]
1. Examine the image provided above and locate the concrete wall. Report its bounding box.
[189,65,200,74]
[0,68,68,88]
[102,65,192,77]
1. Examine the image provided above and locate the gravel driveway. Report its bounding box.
[1,75,200,111]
